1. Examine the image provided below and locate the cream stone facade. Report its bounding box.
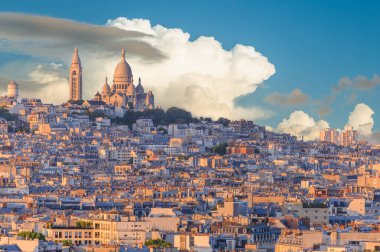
[93,49,154,110]
[285,202,329,227]
[44,212,174,246]
[275,230,324,252]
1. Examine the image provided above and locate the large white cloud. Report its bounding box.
[106,17,276,119]
[276,110,329,141]
[0,14,276,120]
[347,103,374,137]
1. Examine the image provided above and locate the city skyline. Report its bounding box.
[0,1,379,140]
[0,2,380,251]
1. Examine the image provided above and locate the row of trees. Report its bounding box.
[144,238,172,248]
[0,107,17,121]
[113,107,199,127]
[113,107,233,128]
[75,221,93,228]
[17,231,45,241]
[83,106,233,130]
[212,143,228,155]
[0,107,30,133]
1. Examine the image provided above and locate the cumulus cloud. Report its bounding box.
[0,13,276,120]
[27,63,69,103]
[106,17,276,119]
[347,103,374,137]
[265,125,274,132]
[264,88,309,106]
[276,103,378,143]
[276,111,329,141]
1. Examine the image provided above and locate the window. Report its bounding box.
[190,236,195,247]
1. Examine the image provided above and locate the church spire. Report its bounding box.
[121,48,125,59]
[71,47,81,66]
[136,76,144,94]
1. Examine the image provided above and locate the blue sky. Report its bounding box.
[0,0,379,133]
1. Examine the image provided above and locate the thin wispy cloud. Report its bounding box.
[0,13,163,61]
[264,88,309,106]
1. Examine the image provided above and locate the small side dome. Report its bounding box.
[126,83,136,96]
[136,77,144,94]
[102,77,111,95]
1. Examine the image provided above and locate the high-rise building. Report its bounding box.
[69,48,82,101]
[340,125,358,146]
[320,128,340,144]
[320,126,358,146]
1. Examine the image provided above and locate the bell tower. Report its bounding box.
[69,47,82,101]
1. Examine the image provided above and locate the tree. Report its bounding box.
[166,107,195,124]
[45,221,53,228]
[67,99,84,105]
[62,240,73,246]
[157,127,168,134]
[216,117,230,127]
[85,109,107,121]
[113,107,199,128]
[212,143,228,155]
[75,221,93,228]
[0,107,17,121]
[18,231,45,241]
[144,239,172,248]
